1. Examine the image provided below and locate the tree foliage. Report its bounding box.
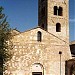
[72,63,75,75]
[0,6,13,75]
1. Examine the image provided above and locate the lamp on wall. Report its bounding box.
[59,51,62,75]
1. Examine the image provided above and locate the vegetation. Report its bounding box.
[72,64,75,75]
[0,6,13,75]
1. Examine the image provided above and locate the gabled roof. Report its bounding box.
[12,26,69,44]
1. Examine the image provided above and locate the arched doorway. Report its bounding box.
[31,63,44,75]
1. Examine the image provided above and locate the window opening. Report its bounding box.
[37,31,42,42]
[58,7,63,16]
[56,23,61,32]
[54,6,63,16]
[54,6,58,15]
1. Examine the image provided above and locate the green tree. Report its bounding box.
[0,6,13,75]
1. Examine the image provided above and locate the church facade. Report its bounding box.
[5,0,72,75]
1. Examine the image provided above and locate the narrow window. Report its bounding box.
[37,31,42,42]
[56,23,61,32]
[58,7,63,16]
[54,6,58,15]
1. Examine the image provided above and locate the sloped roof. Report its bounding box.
[12,26,69,44]
[11,29,20,36]
[70,41,75,45]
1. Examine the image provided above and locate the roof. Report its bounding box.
[11,29,21,36]
[70,41,75,45]
[11,26,70,44]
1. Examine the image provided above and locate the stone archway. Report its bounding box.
[31,63,44,75]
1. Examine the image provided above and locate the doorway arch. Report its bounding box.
[31,63,44,75]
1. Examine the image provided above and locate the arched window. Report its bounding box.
[37,31,42,42]
[58,7,63,16]
[56,23,61,32]
[54,6,63,16]
[54,6,58,15]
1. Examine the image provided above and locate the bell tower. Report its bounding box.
[38,0,47,31]
[38,0,69,42]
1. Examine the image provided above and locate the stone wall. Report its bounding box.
[5,28,71,75]
[47,0,69,42]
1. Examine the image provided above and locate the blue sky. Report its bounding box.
[69,0,75,41]
[0,0,75,41]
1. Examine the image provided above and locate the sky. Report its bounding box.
[0,0,75,41]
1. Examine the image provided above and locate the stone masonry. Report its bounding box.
[5,27,71,75]
[5,0,72,75]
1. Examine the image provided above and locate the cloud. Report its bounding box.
[69,19,75,22]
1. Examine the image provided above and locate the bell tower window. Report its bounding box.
[54,6,58,15]
[54,6,63,16]
[56,23,61,32]
[37,31,42,42]
[58,7,63,16]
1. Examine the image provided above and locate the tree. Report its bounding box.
[72,64,75,75]
[0,6,13,75]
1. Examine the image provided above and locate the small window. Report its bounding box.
[54,6,58,15]
[58,7,63,16]
[37,31,42,42]
[56,23,61,32]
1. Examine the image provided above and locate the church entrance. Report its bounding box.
[32,72,42,75]
[31,63,44,75]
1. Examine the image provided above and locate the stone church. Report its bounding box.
[5,0,74,75]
